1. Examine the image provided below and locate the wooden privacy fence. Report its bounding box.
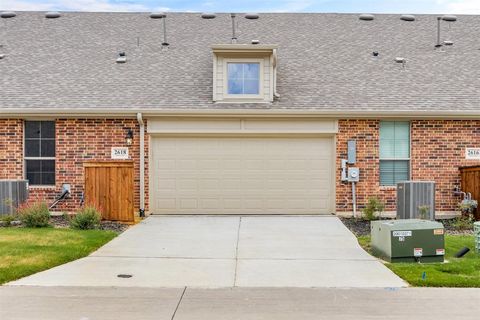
[84,161,134,222]
[459,165,480,220]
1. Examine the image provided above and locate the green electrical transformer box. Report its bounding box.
[371,219,445,263]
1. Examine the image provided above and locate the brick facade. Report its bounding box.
[0,119,23,180]
[336,119,480,214]
[0,118,148,214]
[411,120,480,212]
[1,117,478,216]
[336,119,396,213]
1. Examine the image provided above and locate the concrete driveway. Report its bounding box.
[9,216,405,288]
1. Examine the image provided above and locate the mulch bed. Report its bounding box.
[437,219,474,235]
[0,215,129,233]
[340,218,374,237]
[50,215,129,233]
[340,217,474,237]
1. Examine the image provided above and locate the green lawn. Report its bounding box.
[0,228,117,285]
[358,235,480,287]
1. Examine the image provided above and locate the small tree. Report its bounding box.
[361,197,385,221]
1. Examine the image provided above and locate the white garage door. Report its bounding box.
[150,136,334,214]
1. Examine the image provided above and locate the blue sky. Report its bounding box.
[2,0,480,14]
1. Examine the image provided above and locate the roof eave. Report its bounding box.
[1,108,480,119]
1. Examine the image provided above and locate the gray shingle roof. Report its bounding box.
[1,12,480,114]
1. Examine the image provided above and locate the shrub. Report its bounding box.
[18,201,50,228]
[450,199,478,230]
[361,197,385,221]
[452,216,473,230]
[69,206,101,230]
[0,214,18,227]
[459,199,478,220]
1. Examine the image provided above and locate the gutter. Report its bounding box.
[137,112,146,218]
[2,108,480,119]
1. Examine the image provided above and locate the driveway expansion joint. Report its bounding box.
[171,286,187,320]
[233,217,242,287]
[89,256,236,260]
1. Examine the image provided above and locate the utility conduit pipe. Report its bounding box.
[352,182,357,218]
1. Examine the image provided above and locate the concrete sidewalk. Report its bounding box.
[1,286,479,320]
[9,216,405,288]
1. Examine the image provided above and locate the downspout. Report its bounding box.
[137,113,146,218]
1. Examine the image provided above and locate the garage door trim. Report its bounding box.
[148,118,337,215]
[147,118,338,135]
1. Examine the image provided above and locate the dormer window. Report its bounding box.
[212,44,277,103]
[227,61,261,96]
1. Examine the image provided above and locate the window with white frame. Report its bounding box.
[379,121,410,186]
[226,62,261,95]
[24,121,55,185]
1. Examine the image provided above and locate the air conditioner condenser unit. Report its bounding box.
[397,181,435,220]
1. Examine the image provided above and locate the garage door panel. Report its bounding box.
[177,179,197,190]
[177,160,197,170]
[151,137,334,214]
[179,199,198,209]
[156,198,176,209]
[310,198,328,208]
[157,159,176,170]
[222,199,241,209]
[200,199,221,209]
[224,159,243,169]
[198,179,220,190]
[159,179,176,191]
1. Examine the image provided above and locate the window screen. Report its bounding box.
[25,121,55,185]
[379,121,410,186]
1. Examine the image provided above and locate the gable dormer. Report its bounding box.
[212,44,278,103]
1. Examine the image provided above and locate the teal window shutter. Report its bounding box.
[379,121,410,186]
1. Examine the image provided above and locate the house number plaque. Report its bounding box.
[111,147,129,160]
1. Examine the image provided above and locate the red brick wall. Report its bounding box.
[0,119,23,180]
[336,119,480,213]
[411,120,480,211]
[0,118,148,214]
[3,117,478,215]
[336,119,397,212]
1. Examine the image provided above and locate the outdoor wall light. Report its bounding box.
[125,129,134,146]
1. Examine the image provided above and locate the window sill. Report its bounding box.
[214,99,272,104]
[379,186,397,191]
[29,185,56,190]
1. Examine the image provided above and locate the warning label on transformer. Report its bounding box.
[414,248,423,257]
[393,231,412,237]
